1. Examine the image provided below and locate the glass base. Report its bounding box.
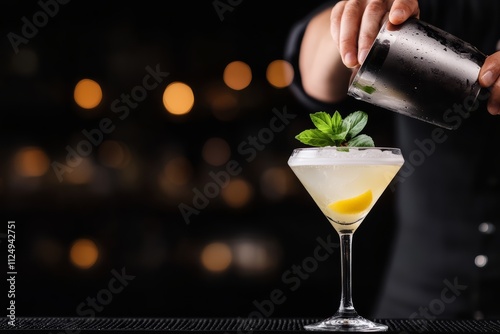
[304,313,388,332]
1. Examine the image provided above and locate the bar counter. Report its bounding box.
[1,317,500,333]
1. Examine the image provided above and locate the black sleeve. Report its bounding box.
[283,1,341,112]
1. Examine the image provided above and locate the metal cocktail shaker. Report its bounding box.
[348,18,487,130]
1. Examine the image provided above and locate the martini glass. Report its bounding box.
[288,147,404,332]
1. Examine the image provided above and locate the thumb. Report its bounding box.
[388,0,420,25]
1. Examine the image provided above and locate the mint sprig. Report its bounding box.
[295,111,374,147]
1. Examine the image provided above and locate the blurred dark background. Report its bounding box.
[1,0,399,319]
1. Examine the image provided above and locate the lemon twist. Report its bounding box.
[328,190,373,214]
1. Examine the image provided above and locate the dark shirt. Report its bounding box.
[285,0,500,319]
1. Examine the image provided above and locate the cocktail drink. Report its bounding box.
[288,147,404,332]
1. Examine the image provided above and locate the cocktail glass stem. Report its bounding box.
[303,230,388,331]
[338,232,357,317]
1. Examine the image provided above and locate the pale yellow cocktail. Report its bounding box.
[288,146,404,332]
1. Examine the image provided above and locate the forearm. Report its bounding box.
[298,7,352,104]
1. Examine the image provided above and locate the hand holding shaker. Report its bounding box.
[347,18,487,130]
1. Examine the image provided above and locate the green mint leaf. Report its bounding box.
[295,129,334,147]
[295,110,375,148]
[328,127,348,142]
[362,86,376,94]
[310,111,334,135]
[331,111,343,132]
[343,111,368,139]
[347,134,374,147]
[354,82,376,94]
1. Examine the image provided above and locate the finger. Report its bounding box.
[330,1,347,51]
[478,54,500,115]
[389,0,420,25]
[339,0,365,68]
[487,83,500,115]
[358,0,387,64]
[479,55,500,88]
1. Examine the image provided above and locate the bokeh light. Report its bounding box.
[13,146,50,177]
[98,140,131,169]
[211,92,237,110]
[260,167,295,200]
[475,255,488,268]
[64,158,95,185]
[200,242,232,272]
[69,238,99,269]
[223,61,252,90]
[162,81,194,115]
[232,237,282,275]
[74,78,103,109]
[266,59,294,88]
[160,156,193,188]
[233,241,269,272]
[202,137,231,166]
[211,93,239,121]
[221,178,253,208]
[203,84,239,121]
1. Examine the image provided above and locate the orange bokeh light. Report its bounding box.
[13,146,50,177]
[163,82,194,115]
[266,59,294,88]
[69,238,99,269]
[222,178,253,208]
[223,61,252,90]
[201,242,232,272]
[74,78,103,109]
[202,137,231,166]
